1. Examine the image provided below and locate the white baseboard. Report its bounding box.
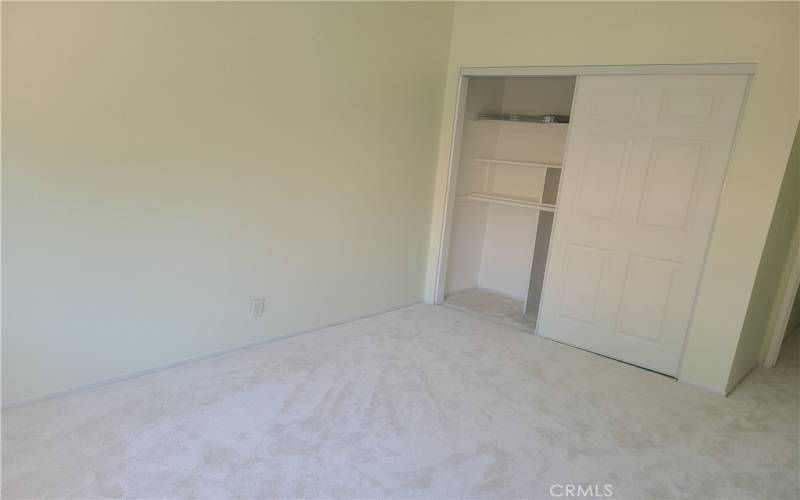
[723,363,759,396]
[677,377,728,397]
[2,300,422,411]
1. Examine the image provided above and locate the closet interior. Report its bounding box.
[443,76,576,332]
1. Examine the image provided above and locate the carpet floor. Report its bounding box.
[443,288,537,332]
[2,304,798,499]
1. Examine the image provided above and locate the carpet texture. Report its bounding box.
[443,288,537,332]
[2,304,798,499]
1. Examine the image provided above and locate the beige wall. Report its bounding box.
[730,123,799,390]
[787,287,800,336]
[2,2,454,405]
[5,1,799,405]
[425,2,799,394]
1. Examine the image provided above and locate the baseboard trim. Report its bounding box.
[677,377,728,397]
[723,363,759,396]
[2,300,423,411]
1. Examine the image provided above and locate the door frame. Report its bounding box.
[763,226,800,367]
[429,63,756,307]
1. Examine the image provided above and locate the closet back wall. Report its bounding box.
[2,2,454,406]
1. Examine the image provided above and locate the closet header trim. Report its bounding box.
[461,64,757,77]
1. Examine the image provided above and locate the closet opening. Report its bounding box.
[441,76,576,332]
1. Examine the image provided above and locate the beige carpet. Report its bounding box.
[444,288,537,332]
[2,304,798,499]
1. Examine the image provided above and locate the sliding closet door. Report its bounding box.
[538,74,748,375]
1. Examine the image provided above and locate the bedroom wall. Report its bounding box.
[6,1,799,404]
[425,1,799,394]
[2,2,454,405]
[786,289,800,337]
[729,122,800,390]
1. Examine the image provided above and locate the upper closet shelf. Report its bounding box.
[475,158,562,170]
[476,113,570,124]
[457,192,557,212]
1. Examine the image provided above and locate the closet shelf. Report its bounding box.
[477,113,570,124]
[474,158,562,169]
[471,119,570,127]
[457,192,557,212]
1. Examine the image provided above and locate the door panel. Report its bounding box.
[616,255,678,342]
[638,140,703,229]
[559,244,610,324]
[573,137,631,220]
[538,74,748,375]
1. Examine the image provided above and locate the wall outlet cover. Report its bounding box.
[250,298,266,317]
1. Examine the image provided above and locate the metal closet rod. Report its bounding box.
[478,112,570,123]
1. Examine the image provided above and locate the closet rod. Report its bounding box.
[457,192,557,212]
[477,113,570,124]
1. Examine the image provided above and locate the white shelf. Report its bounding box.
[457,192,556,212]
[470,119,570,127]
[475,158,562,170]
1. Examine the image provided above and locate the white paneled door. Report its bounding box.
[538,74,748,375]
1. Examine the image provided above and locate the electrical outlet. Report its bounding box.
[250,298,265,318]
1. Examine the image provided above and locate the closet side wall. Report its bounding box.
[478,204,538,300]
[445,78,505,296]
